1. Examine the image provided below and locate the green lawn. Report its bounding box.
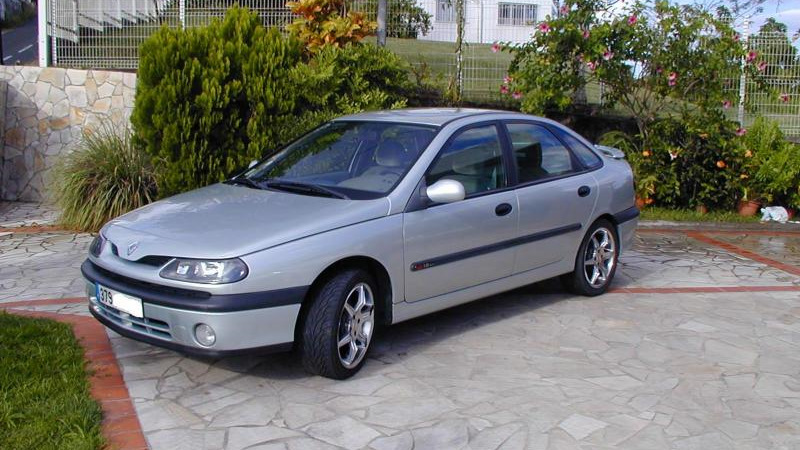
[640,206,761,223]
[0,313,104,450]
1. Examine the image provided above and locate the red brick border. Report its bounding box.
[610,285,800,294]
[638,228,800,236]
[1,307,147,450]
[0,297,86,309]
[687,231,800,277]
[0,225,69,233]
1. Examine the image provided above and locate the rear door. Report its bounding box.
[504,121,599,274]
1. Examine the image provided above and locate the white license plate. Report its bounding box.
[97,284,143,318]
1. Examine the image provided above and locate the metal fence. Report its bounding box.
[41,0,539,100]
[739,30,800,137]
[38,1,800,135]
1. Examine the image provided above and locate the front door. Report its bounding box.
[403,123,519,302]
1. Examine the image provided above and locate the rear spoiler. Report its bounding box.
[595,145,626,160]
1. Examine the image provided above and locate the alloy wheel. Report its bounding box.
[337,282,375,369]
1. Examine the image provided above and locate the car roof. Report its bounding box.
[333,108,529,127]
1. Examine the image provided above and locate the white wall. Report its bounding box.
[418,0,554,44]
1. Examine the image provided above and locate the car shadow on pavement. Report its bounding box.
[174,277,578,380]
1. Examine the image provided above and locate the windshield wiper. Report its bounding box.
[265,180,349,199]
[224,177,266,190]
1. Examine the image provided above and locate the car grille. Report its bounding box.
[91,298,173,341]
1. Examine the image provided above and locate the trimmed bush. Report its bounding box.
[133,7,413,197]
[133,7,303,196]
[53,126,156,232]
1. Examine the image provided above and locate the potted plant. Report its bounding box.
[737,187,762,216]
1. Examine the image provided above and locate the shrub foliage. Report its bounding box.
[133,6,410,196]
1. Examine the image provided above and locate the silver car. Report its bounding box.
[83,108,638,379]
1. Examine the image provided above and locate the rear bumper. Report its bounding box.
[614,206,639,255]
[82,260,305,356]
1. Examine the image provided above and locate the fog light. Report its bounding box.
[194,323,216,347]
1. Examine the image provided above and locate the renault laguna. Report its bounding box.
[83,108,638,379]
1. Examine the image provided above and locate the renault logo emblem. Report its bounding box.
[127,241,139,256]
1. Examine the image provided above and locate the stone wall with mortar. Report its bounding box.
[0,66,136,201]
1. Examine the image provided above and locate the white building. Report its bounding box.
[417,0,555,44]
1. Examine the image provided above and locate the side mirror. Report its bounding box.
[248,160,259,169]
[426,179,466,204]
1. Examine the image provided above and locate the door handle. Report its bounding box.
[495,203,513,216]
[578,186,591,197]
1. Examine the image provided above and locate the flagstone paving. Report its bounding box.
[2,216,800,449]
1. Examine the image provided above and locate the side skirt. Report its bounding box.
[391,260,571,324]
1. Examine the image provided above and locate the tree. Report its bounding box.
[504,0,770,140]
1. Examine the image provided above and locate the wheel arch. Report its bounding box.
[295,256,393,342]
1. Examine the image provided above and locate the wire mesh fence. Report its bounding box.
[41,1,800,135]
[741,31,800,137]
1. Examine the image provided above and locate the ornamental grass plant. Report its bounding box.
[53,125,157,232]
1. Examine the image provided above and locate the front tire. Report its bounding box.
[562,219,619,296]
[300,269,376,379]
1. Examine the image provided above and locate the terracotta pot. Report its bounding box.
[695,205,708,215]
[635,196,647,209]
[737,199,761,216]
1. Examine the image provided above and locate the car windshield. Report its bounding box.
[241,121,438,199]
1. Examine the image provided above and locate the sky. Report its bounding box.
[751,0,800,33]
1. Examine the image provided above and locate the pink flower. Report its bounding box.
[628,15,637,25]
[602,49,614,61]
[736,128,747,136]
[538,22,551,33]
[656,66,663,74]
[746,51,757,63]
[668,71,678,86]
[512,91,523,100]
[722,99,732,109]
[733,33,740,42]
[491,42,500,53]
[780,93,790,103]
[582,29,590,39]
[503,75,512,84]
[586,61,597,71]
[757,61,767,71]
[559,4,569,15]
[668,79,676,86]
[500,84,509,94]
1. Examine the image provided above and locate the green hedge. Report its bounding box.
[133,6,412,197]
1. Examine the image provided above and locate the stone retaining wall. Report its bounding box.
[0,66,136,201]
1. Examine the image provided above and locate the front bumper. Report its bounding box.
[82,260,306,357]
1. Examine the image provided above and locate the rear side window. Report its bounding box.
[506,123,575,183]
[552,127,603,169]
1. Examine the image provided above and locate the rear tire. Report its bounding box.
[561,219,619,296]
[299,269,376,379]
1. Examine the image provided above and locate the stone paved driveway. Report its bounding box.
[2,209,800,449]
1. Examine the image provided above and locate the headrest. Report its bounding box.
[375,140,406,167]
[451,146,490,175]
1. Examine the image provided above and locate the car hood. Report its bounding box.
[102,183,391,260]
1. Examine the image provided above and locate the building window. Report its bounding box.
[498,3,537,26]
[436,0,454,22]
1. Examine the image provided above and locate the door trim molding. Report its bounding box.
[410,223,582,272]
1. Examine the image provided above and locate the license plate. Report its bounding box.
[96,284,143,318]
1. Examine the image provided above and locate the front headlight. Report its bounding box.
[159,258,249,284]
[89,235,106,257]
